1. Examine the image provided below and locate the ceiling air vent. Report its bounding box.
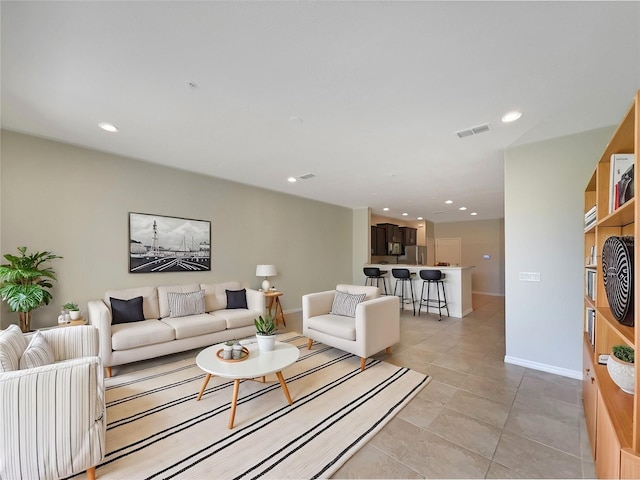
[455,123,491,138]
[299,173,315,180]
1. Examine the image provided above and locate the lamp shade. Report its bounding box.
[256,264,277,277]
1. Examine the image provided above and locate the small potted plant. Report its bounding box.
[254,314,277,352]
[222,340,234,360]
[607,345,635,394]
[63,302,82,321]
[232,341,244,359]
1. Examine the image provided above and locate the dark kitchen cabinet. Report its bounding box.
[370,226,387,256]
[377,223,401,243]
[400,227,417,246]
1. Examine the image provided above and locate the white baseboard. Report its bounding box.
[472,291,505,297]
[504,355,582,380]
[283,308,302,315]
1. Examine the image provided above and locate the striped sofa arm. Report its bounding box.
[0,356,106,480]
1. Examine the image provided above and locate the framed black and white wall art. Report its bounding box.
[129,212,211,273]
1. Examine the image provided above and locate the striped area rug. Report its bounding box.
[94,333,430,479]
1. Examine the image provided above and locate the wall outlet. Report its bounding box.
[519,272,541,282]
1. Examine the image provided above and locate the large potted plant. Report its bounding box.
[607,345,635,394]
[254,314,277,352]
[0,246,62,332]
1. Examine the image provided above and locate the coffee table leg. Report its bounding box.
[275,371,293,405]
[196,373,211,401]
[228,379,241,429]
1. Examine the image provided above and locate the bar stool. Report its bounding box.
[392,268,416,315]
[363,267,389,295]
[418,269,449,320]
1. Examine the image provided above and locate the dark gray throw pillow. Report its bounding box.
[110,296,145,324]
[226,289,248,309]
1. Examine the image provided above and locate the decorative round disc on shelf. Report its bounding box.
[602,236,634,327]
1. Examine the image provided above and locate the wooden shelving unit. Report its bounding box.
[583,90,640,479]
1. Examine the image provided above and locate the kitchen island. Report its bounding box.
[365,264,475,318]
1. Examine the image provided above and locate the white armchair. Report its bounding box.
[303,284,400,370]
[0,325,106,480]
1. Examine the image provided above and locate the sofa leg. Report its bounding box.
[360,357,366,371]
[105,367,112,378]
[86,466,96,480]
[307,339,313,350]
[385,347,392,354]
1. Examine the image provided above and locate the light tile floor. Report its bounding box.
[114,294,595,479]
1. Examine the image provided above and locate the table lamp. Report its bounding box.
[256,264,277,291]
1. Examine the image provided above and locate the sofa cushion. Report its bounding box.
[167,290,205,318]
[104,286,159,320]
[20,331,55,369]
[0,324,28,372]
[201,281,242,312]
[161,313,227,340]
[226,289,248,309]
[110,296,145,324]
[213,309,261,329]
[330,291,366,318]
[158,284,200,318]
[306,314,356,341]
[111,319,176,351]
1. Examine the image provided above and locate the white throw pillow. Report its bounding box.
[167,290,206,318]
[0,324,28,372]
[20,331,55,369]
[330,291,366,318]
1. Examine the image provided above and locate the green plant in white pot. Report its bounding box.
[254,314,277,352]
[607,345,635,394]
[0,246,62,332]
[63,302,81,320]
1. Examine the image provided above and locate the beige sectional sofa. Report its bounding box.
[88,281,264,376]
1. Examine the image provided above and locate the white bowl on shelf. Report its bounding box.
[607,352,635,395]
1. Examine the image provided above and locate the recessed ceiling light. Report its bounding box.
[417,217,423,220]
[459,207,467,211]
[287,177,297,183]
[383,207,389,211]
[445,200,453,204]
[470,212,478,216]
[402,212,408,216]
[98,122,119,133]
[501,111,522,123]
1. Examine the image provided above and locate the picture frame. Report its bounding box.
[129,212,211,273]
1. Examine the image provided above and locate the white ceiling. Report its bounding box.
[2,1,639,223]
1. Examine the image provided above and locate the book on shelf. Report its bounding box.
[609,153,635,213]
[585,269,597,302]
[586,245,596,266]
[585,307,596,346]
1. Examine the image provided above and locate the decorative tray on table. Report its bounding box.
[216,346,250,362]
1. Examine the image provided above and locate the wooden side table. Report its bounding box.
[264,291,286,327]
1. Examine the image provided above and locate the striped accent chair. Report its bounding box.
[303,284,400,371]
[0,325,105,480]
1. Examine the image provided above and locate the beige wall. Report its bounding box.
[504,126,614,377]
[0,131,353,329]
[434,219,505,296]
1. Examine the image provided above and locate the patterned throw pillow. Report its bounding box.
[330,291,366,318]
[0,324,28,372]
[20,331,55,369]
[167,290,206,318]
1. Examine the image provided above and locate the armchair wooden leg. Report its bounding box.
[360,357,366,371]
[385,347,392,354]
[86,466,96,480]
[307,339,313,350]
[105,367,112,378]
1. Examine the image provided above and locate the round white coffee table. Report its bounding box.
[195,341,300,429]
